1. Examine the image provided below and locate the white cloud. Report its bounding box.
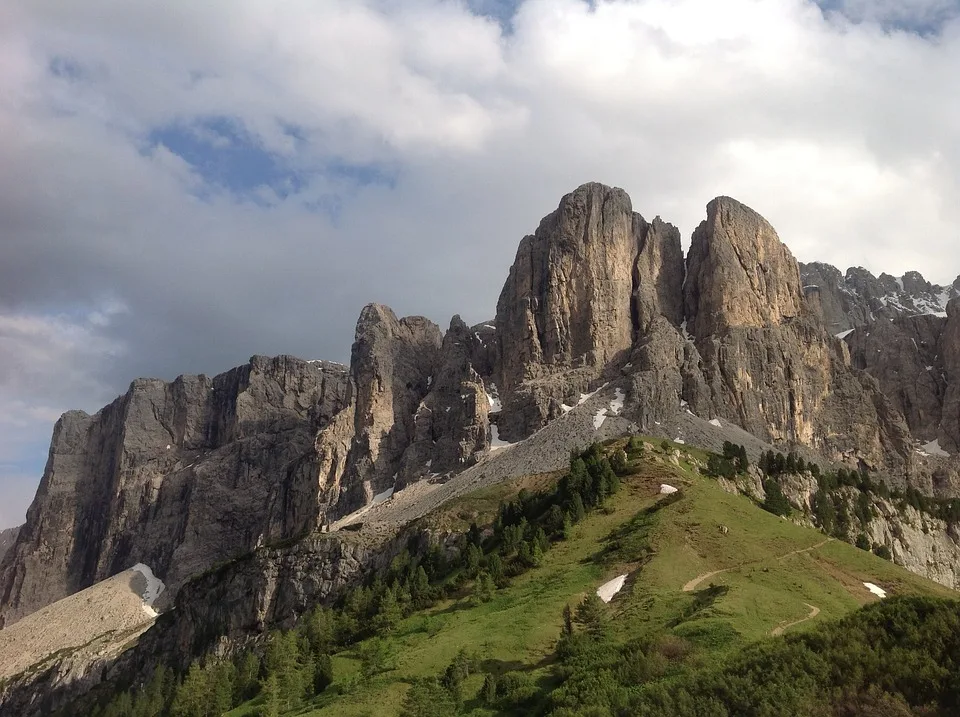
[2,0,960,522]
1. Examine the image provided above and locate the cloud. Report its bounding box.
[1,0,960,525]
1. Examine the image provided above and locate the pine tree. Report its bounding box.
[570,494,586,523]
[210,661,235,715]
[171,661,209,717]
[409,565,431,608]
[260,673,281,717]
[312,652,333,694]
[374,585,403,635]
[235,651,261,704]
[474,571,495,604]
[574,593,609,641]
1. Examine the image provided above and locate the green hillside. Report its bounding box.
[92,439,959,717]
[227,440,955,716]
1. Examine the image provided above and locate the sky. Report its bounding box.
[2,0,960,528]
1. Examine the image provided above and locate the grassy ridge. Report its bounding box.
[240,441,952,716]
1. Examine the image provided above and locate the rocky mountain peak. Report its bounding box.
[684,196,804,338]
[799,262,958,335]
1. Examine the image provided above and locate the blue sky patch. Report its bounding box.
[147,116,305,198]
[146,117,397,206]
[815,0,960,37]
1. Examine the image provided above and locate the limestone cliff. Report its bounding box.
[494,182,684,439]
[0,356,348,627]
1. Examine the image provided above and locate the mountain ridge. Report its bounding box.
[2,180,959,628]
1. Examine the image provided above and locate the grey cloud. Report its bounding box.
[2,0,960,527]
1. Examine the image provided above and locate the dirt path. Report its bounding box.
[771,602,820,636]
[682,569,731,592]
[681,538,833,592]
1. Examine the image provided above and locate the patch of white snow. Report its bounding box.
[596,574,628,603]
[863,582,887,599]
[593,408,607,429]
[486,383,502,413]
[130,563,165,608]
[709,418,723,428]
[371,486,395,506]
[660,484,679,495]
[609,389,625,415]
[490,425,513,451]
[835,329,855,340]
[921,439,950,457]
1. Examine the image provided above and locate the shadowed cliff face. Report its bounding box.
[3,181,959,630]
[0,356,349,627]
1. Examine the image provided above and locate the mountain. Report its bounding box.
[800,262,960,335]
[1,182,959,715]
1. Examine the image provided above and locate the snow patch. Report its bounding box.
[561,404,573,413]
[372,486,395,506]
[577,387,600,405]
[130,563,165,608]
[593,408,607,429]
[486,383,502,413]
[596,574,628,603]
[659,484,678,495]
[835,329,855,340]
[674,437,685,445]
[490,424,513,451]
[709,418,723,428]
[863,582,887,599]
[921,439,950,457]
[609,388,625,415]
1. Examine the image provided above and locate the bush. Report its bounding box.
[872,544,892,560]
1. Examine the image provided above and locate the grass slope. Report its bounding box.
[229,442,954,716]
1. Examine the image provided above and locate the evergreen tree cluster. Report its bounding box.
[482,596,960,716]
[92,616,333,717]
[758,449,821,479]
[706,442,749,479]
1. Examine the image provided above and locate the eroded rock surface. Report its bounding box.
[0,356,348,627]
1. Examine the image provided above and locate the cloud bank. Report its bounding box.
[1,0,959,526]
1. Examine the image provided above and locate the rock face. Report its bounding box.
[321,305,443,514]
[0,529,19,564]
[846,314,947,444]
[0,356,349,627]
[494,183,684,439]
[685,197,804,337]
[678,198,913,475]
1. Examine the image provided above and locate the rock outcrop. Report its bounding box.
[846,314,947,444]
[674,197,914,475]
[494,183,684,439]
[685,197,804,337]
[0,356,349,627]
[321,305,442,515]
